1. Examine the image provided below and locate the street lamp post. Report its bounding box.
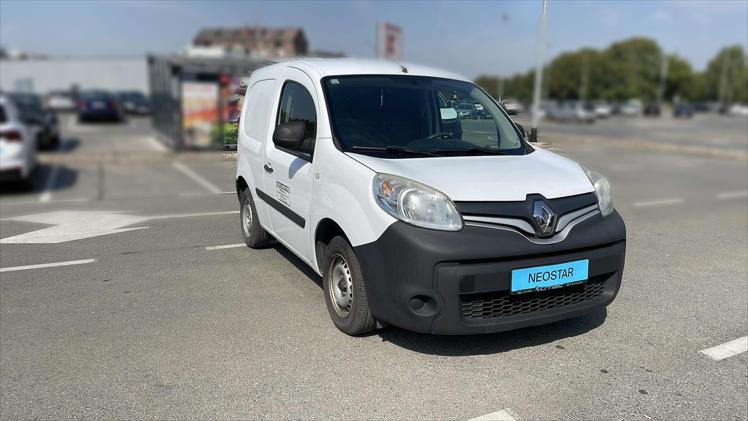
[530,0,549,142]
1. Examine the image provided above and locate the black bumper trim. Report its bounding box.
[354,210,626,335]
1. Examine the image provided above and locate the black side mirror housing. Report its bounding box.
[529,128,539,143]
[272,121,307,150]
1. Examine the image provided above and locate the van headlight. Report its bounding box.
[373,173,463,231]
[582,166,614,217]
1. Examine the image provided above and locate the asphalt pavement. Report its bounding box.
[1,113,746,419]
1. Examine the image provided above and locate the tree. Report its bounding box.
[665,55,696,101]
[703,45,747,103]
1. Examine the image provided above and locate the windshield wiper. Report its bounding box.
[350,145,438,157]
[433,147,509,156]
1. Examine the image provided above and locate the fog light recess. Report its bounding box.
[409,295,438,317]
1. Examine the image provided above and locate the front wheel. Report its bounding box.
[323,236,376,335]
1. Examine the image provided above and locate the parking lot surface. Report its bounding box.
[1,114,746,419]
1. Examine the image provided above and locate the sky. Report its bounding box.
[1,0,746,78]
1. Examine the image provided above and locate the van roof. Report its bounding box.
[255,58,471,82]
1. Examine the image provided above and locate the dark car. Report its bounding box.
[78,91,122,122]
[8,92,61,150]
[116,91,151,115]
[673,103,694,118]
[643,102,661,117]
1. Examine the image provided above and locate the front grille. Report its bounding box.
[460,276,609,321]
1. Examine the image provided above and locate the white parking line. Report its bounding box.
[179,191,234,197]
[469,409,516,421]
[632,198,684,208]
[148,210,238,220]
[39,165,61,202]
[700,336,748,361]
[0,258,96,273]
[716,190,748,200]
[206,243,245,251]
[172,161,222,194]
[1,198,90,206]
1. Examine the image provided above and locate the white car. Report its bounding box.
[501,98,524,115]
[235,59,626,336]
[45,91,76,111]
[728,104,748,117]
[0,95,36,186]
[592,102,612,118]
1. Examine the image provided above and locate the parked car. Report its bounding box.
[546,101,595,123]
[619,99,643,117]
[591,102,612,118]
[673,103,694,118]
[0,95,36,186]
[235,59,626,336]
[727,103,748,117]
[7,92,60,150]
[45,90,76,111]
[501,98,524,115]
[643,102,661,117]
[77,91,123,122]
[116,91,151,115]
[454,100,477,119]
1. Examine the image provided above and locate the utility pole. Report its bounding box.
[718,52,731,105]
[530,0,549,141]
[657,53,669,105]
[498,77,504,102]
[579,53,589,102]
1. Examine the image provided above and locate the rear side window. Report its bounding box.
[276,81,316,144]
[243,79,276,141]
[0,105,6,124]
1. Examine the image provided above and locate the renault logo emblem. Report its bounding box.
[533,200,557,236]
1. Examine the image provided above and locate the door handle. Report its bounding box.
[263,163,274,174]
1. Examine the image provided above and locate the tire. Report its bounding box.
[239,188,270,248]
[322,236,376,336]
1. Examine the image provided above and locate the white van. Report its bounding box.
[235,59,626,335]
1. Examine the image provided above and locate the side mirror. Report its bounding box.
[529,128,539,143]
[272,121,306,150]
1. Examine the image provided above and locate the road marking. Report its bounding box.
[148,210,238,220]
[172,161,222,194]
[716,190,748,200]
[1,210,237,243]
[0,258,96,273]
[632,198,684,208]
[206,243,245,251]
[38,165,61,202]
[700,336,748,361]
[179,191,234,197]
[1,198,90,206]
[469,409,516,421]
[145,136,169,152]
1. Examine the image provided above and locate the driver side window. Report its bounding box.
[276,81,317,152]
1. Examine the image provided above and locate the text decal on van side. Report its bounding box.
[276,182,291,207]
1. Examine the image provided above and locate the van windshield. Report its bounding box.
[322,75,528,158]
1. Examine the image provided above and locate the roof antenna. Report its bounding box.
[389,57,408,73]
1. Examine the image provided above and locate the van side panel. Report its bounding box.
[237,77,278,230]
[308,138,398,274]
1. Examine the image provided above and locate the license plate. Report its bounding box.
[511,259,589,294]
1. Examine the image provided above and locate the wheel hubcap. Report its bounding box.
[328,254,353,317]
[242,200,252,238]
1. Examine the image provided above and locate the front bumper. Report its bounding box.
[355,211,626,335]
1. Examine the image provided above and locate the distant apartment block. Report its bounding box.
[189,26,309,59]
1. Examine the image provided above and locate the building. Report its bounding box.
[190,26,308,59]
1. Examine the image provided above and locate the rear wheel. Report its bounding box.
[240,188,269,248]
[323,236,376,335]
